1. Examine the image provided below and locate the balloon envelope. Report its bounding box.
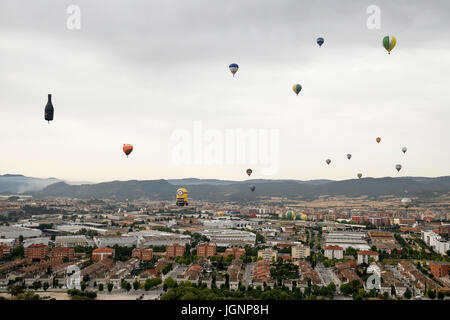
[395,164,402,172]
[246,169,252,176]
[402,147,407,154]
[401,197,412,208]
[347,154,352,160]
[44,94,54,122]
[326,159,331,165]
[357,173,362,179]
[292,84,302,95]
[229,63,239,76]
[376,137,381,143]
[250,184,256,192]
[317,37,324,47]
[383,35,397,54]
[123,144,133,157]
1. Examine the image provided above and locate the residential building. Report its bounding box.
[92,248,115,261]
[357,251,379,265]
[25,244,49,260]
[132,248,153,261]
[258,248,278,262]
[0,245,11,259]
[224,247,245,259]
[50,247,75,261]
[253,260,271,283]
[324,245,344,260]
[196,242,216,257]
[291,244,310,260]
[166,243,185,257]
[430,261,450,278]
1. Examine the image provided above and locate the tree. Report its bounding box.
[98,283,104,292]
[18,235,24,243]
[80,281,87,291]
[164,277,176,288]
[426,289,436,300]
[32,281,42,290]
[107,283,113,292]
[403,288,412,300]
[144,278,162,291]
[437,291,445,300]
[126,282,131,292]
[43,282,50,291]
[133,281,140,290]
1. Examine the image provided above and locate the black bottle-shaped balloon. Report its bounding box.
[45,94,54,123]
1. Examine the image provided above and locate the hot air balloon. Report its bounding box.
[347,154,352,160]
[376,137,381,144]
[383,35,397,54]
[229,63,239,77]
[357,173,362,179]
[246,169,253,176]
[401,197,412,208]
[123,144,133,157]
[317,37,324,47]
[326,159,331,165]
[402,147,407,154]
[395,164,402,172]
[250,184,256,192]
[44,94,54,123]
[292,84,302,96]
[286,210,294,220]
[176,188,188,206]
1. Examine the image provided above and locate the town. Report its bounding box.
[0,194,449,300]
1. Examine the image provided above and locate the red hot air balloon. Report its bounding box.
[123,144,133,157]
[326,159,331,165]
[376,137,381,144]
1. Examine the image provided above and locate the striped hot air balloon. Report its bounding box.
[383,36,397,54]
[229,63,239,77]
[292,84,302,95]
[317,37,324,47]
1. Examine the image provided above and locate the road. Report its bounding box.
[315,262,333,286]
[164,263,186,281]
[242,263,255,287]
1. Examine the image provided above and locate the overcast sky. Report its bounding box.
[1,0,449,183]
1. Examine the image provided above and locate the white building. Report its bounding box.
[291,244,310,260]
[126,230,191,247]
[55,235,92,247]
[0,226,42,239]
[200,229,256,247]
[323,245,344,260]
[357,251,379,265]
[94,236,138,248]
[258,249,278,261]
[323,231,370,251]
[422,230,450,255]
[23,237,51,248]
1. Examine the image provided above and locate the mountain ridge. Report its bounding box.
[23,175,450,201]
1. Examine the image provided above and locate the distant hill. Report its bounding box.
[27,176,450,201]
[167,178,334,186]
[0,174,61,193]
